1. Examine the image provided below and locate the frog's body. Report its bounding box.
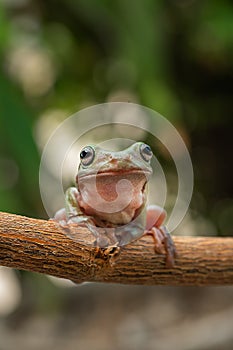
[54,142,176,266]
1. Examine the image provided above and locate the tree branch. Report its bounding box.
[0,211,232,285]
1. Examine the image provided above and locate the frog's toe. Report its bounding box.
[160,225,177,267]
[53,208,67,222]
[145,226,176,267]
[150,227,166,254]
[67,215,90,226]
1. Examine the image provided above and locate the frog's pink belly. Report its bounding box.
[80,197,144,225]
[78,172,147,225]
[93,205,143,226]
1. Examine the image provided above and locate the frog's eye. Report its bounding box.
[80,146,95,166]
[140,143,153,162]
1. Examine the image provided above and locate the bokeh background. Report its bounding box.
[0,0,233,349]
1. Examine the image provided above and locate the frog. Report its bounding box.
[53,142,176,267]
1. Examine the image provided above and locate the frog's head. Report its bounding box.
[75,143,153,222]
[77,142,153,179]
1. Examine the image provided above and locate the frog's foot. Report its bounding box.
[51,208,68,228]
[67,215,92,226]
[146,226,177,268]
[52,210,93,230]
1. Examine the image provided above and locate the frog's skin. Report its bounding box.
[53,142,176,267]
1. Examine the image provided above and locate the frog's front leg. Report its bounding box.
[145,205,177,267]
[54,187,118,247]
[53,187,94,227]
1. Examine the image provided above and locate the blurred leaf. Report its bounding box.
[201,1,233,48]
[0,4,10,52]
[0,73,42,215]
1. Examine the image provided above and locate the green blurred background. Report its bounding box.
[0,1,233,349]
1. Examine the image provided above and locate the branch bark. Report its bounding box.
[0,211,232,285]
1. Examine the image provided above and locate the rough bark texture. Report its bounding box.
[0,211,232,285]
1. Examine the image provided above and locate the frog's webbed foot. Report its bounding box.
[51,208,68,228]
[67,215,92,226]
[146,226,177,268]
[52,209,93,229]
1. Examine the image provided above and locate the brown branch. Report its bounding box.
[0,211,233,285]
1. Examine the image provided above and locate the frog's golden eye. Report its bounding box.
[80,146,95,166]
[140,143,153,162]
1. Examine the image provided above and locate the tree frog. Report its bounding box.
[53,142,176,267]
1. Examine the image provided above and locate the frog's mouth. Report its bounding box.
[77,168,152,181]
[77,169,151,203]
